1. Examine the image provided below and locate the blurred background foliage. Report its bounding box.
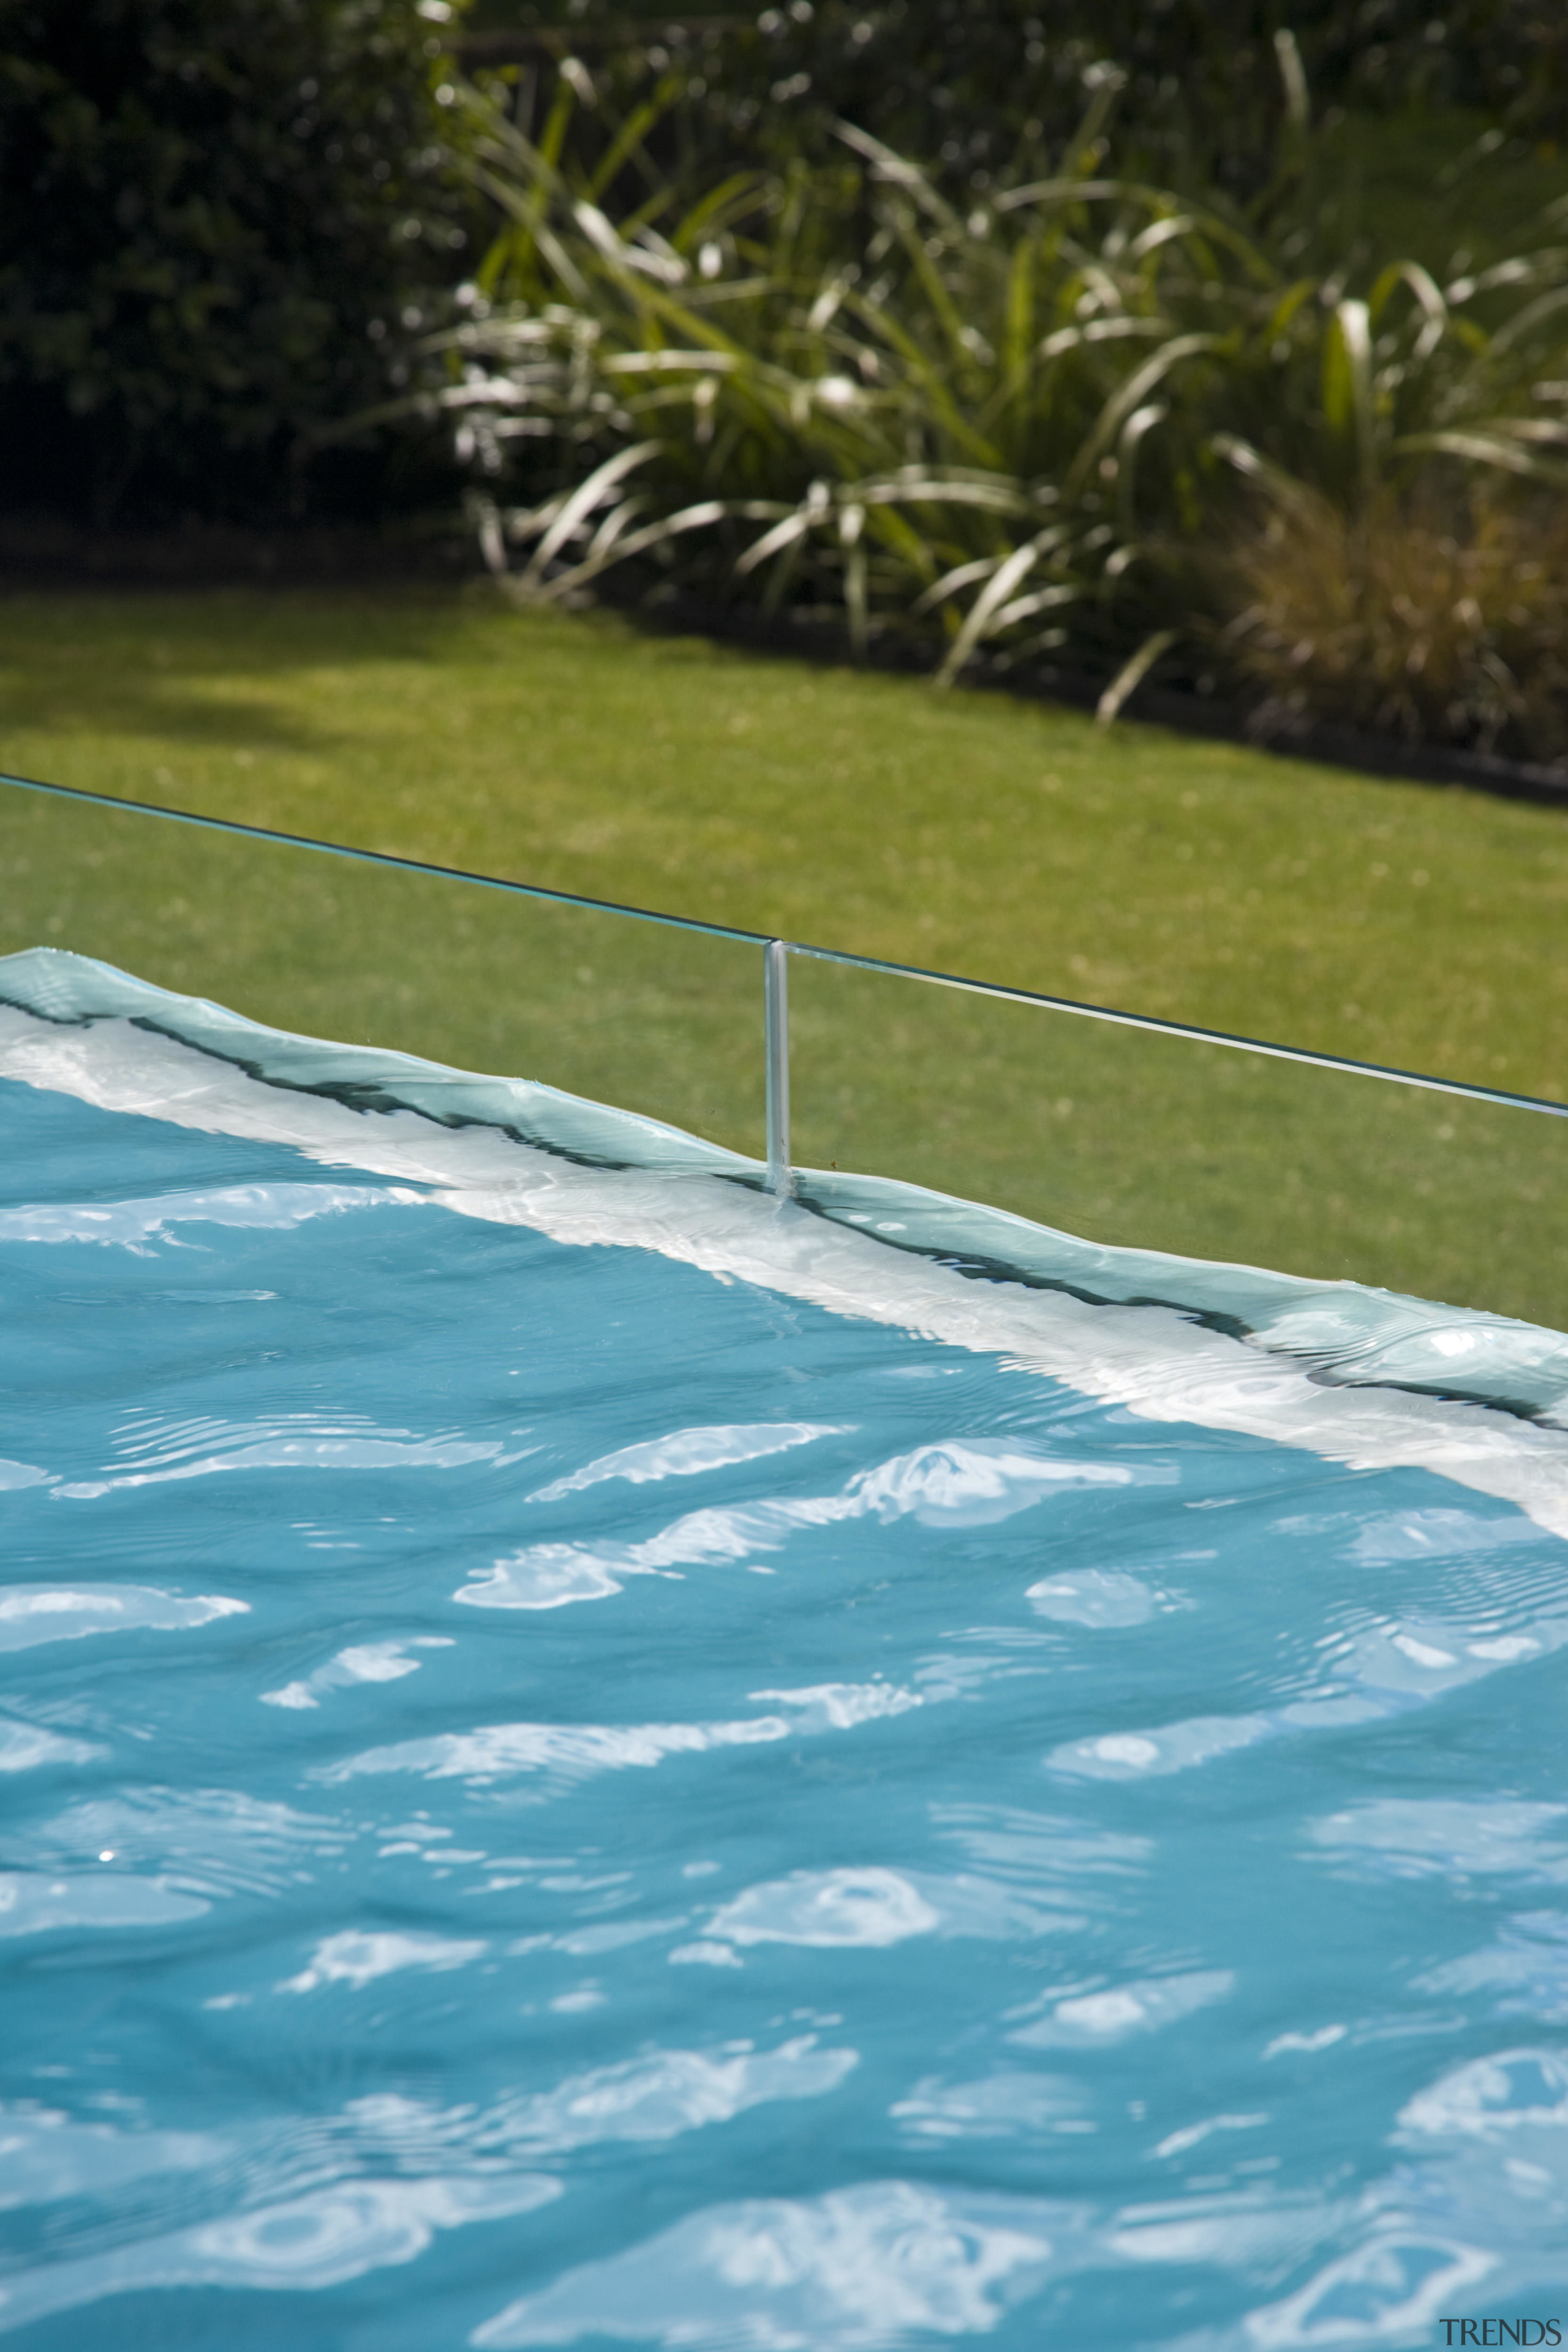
[0,0,476,522]
[3,0,1568,755]
[408,47,1568,758]
[461,0,1568,212]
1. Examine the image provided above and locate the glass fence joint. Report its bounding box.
[765,938,792,1197]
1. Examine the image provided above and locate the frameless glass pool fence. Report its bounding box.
[3,771,1566,1328]
[0,775,767,1164]
[785,946,1568,1332]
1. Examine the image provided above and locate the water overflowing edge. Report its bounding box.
[4,945,1568,1539]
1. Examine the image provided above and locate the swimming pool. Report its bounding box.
[3,949,1567,2348]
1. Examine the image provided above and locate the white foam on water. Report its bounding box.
[261,1638,453,1713]
[0,2174,562,2333]
[456,1441,1157,1615]
[0,1723,104,1773]
[0,1585,247,1653]
[1009,1969,1235,2048]
[279,1931,489,1993]
[4,998,1568,1541]
[532,1421,845,1499]
[317,1711,796,1789]
[470,2177,1069,2349]
[1027,1569,1159,1626]
[706,1867,941,1950]
[0,1182,415,1251]
[0,1871,210,1937]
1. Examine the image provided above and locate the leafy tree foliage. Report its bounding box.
[742,0,1567,192]
[494,0,1567,208]
[0,0,473,519]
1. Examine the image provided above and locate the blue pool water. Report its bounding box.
[4,955,1568,2348]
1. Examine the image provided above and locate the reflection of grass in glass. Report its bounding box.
[3,589,1568,1102]
[4,587,1568,1318]
[0,790,765,1161]
[6,786,1564,1327]
[789,955,1568,1328]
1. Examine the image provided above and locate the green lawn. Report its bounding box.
[2,585,1566,1322]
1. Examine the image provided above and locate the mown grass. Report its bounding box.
[2,584,1567,1319]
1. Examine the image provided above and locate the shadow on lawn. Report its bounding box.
[0,586,489,759]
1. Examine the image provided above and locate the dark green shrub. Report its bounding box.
[737,0,1568,192]
[0,0,475,520]
[481,0,1568,210]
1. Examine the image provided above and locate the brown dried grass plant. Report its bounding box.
[1221,487,1568,763]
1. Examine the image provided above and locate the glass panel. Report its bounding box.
[0,781,764,1161]
[787,949,1568,1329]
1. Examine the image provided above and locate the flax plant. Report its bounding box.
[401,74,1240,688]
[395,68,1568,741]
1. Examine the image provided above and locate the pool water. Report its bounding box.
[3,955,1568,2348]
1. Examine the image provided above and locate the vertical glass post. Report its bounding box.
[765,938,791,1196]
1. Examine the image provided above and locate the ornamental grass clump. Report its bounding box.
[1221,491,1568,759]
[1205,235,1568,758]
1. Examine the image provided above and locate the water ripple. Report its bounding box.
[4,997,1568,2343]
